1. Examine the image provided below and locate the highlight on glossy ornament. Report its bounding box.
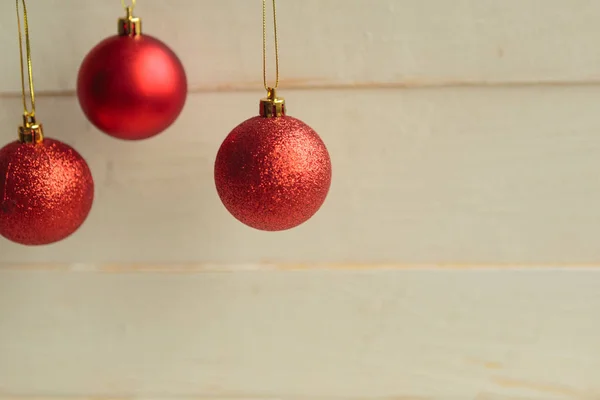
[0,116,95,246]
[77,1,187,140]
[214,89,332,231]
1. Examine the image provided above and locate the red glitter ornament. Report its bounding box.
[0,136,94,246]
[1,0,94,245]
[214,91,331,231]
[77,7,187,140]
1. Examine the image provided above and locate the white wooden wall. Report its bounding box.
[1,1,599,399]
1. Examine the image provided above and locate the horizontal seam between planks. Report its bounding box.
[0,263,600,273]
[1,79,600,98]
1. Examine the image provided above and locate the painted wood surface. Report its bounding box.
[0,0,600,93]
[0,267,598,400]
[0,1,599,398]
[3,87,600,264]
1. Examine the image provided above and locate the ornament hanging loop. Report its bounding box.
[260,0,285,118]
[16,0,35,118]
[118,0,141,36]
[262,0,280,92]
[121,0,136,12]
[15,0,43,143]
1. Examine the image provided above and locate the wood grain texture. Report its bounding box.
[0,268,597,400]
[1,0,600,93]
[1,1,599,398]
[3,87,600,264]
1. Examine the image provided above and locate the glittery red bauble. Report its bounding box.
[215,116,331,231]
[0,139,94,245]
[77,35,187,140]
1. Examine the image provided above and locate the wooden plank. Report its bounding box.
[2,87,600,264]
[1,0,600,93]
[0,268,597,399]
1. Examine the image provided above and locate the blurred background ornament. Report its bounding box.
[77,0,187,140]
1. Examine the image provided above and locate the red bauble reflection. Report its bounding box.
[0,139,94,245]
[77,35,187,140]
[214,116,331,231]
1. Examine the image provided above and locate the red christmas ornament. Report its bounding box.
[1,0,94,246]
[0,119,94,245]
[77,6,187,140]
[215,90,331,231]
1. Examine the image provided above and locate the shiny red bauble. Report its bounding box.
[77,35,187,140]
[0,139,94,245]
[215,116,331,231]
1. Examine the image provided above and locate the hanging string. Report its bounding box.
[121,0,136,13]
[15,0,35,118]
[262,0,280,93]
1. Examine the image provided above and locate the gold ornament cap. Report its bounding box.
[118,7,141,36]
[259,88,286,118]
[18,114,43,144]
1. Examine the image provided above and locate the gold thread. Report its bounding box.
[121,0,136,12]
[15,0,43,143]
[262,0,280,93]
[16,0,35,118]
